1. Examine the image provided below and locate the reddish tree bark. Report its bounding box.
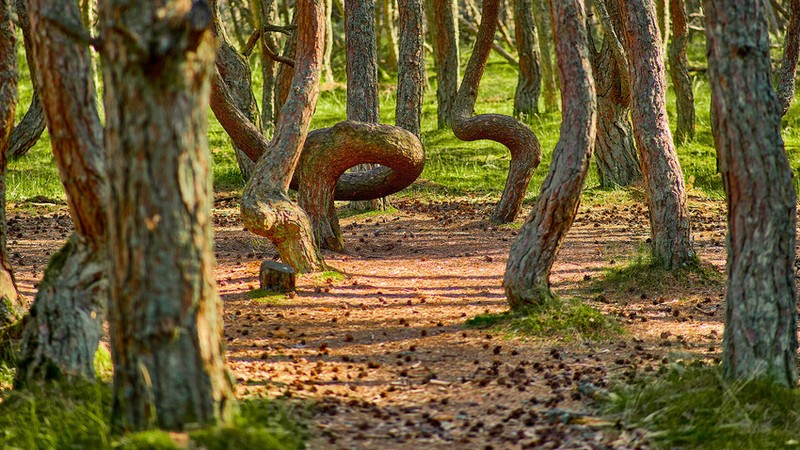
[705,0,798,386]
[616,0,695,268]
[240,0,327,273]
[452,0,542,224]
[778,0,800,116]
[668,0,695,142]
[504,0,596,308]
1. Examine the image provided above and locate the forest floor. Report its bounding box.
[5,188,737,450]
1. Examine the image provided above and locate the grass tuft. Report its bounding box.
[247,289,291,304]
[466,297,622,341]
[603,365,800,449]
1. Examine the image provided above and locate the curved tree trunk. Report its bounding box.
[0,0,20,327]
[430,0,460,128]
[513,0,542,119]
[533,0,558,112]
[101,0,234,430]
[591,0,640,188]
[504,0,596,309]
[668,0,694,143]
[15,0,108,386]
[778,0,800,116]
[211,0,261,180]
[297,122,424,251]
[396,0,425,136]
[616,0,694,268]
[705,0,798,387]
[452,0,542,224]
[7,0,45,160]
[240,0,327,273]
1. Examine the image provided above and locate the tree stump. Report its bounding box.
[260,260,296,293]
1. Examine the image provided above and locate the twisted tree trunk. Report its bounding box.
[668,0,694,143]
[778,0,800,116]
[590,0,640,188]
[15,0,108,386]
[513,0,542,119]
[240,0,327,273]
[396,0,425,136]
[452,0,541,224]
[706,0,798,387]
[616,0,694,268]
[504,0,596,308]
[430,0,460,128]
[0,0,20,327]
[7,0,45,160]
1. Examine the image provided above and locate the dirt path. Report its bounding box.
[7,195,735,449]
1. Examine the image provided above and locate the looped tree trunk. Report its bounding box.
[451,0,541,224]
[240,0,327,274]
[296,121,424,251]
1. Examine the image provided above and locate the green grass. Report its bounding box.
[0,381,312,450]
[247,288,291,303]
[603,365,800,449]
[465,297,623,341]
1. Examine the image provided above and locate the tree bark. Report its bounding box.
[100,0,234,430]
[656,0,669,59]
[211,0,261,180]
[240,0,327,273]
[777,0,800,116]
[7,0,45,161]
[513,0,542,119]
[382,0,399,72]
[16,0,108,386]
[257,0,279,131]
[396,0,425,136]
[452,0,542,224]
[296,122,424,251]
[274,10,299,120]
[705,0,798,387]
[668,0,695,143]
[504,0,595,308]
[590,0,641,188]
[616,0,695,268]
[430,0,460,128]
[0,0,20,327]
[323,0,335,84]
[533,0,558,112]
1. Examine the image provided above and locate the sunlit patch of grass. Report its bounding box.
[466,297,622,341]
[603,365,800,449]
[247,289,290,304]
[93,345,113,382]
[337,204,398,219]
[308,269,347,284]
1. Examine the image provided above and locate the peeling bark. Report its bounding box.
[778,0,800,116]
[705,0,798,387]
[616,0,695,268]
[101,0,234,430]
[504,0,596,308]
[452,0,542,224]
[668,0,695,143]
[513,0,542,119]
[240,0,327,273]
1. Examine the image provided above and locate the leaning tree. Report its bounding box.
[100,0,234,429]
[615,0,694,268]
[504,0,596,308]
[705,0,798,387]
[451,0,542,224]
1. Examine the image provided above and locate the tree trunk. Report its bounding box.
[296,122,424,251]
[239,0,327,273]
[655,0,669,59]
[430,0,460,128]
[513,0,541,119]
[458,14,519,66]
[323,0,335,84]
[258,0,279,132]
[15,0,108,386]
[396,0,425,136]
[100,0,234,430]
[7,0,45,161]
[0,0,20,327]
[452,0,542,224]
[382,0,399,72]
[615,0,694,268]
[211,0,261,180]
[504,0,596,308]
[777,0,800,116]
[275,10,299,120]
[533,0,558,112]
[705,0,798,387]
[590,0,641,188]
[668,0,694,143]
